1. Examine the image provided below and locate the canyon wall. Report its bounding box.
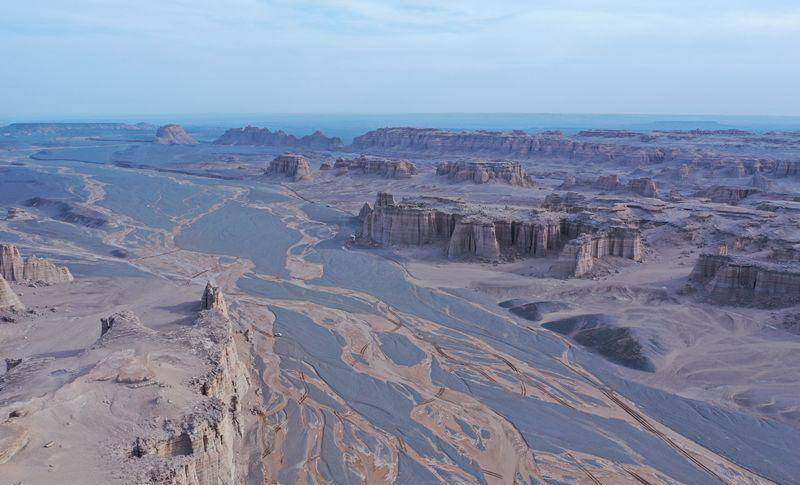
[215,126,343,150]
[435,160,533,186]
[350,127,678,164]
[359,194,643,273]
[0,276,23,310]
[690,254,800,307]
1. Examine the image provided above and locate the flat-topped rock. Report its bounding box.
[333,155,417,178]
[436,160,533,186]
[154,124,198,145]
[266,154,312,181]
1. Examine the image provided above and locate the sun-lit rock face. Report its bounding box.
[332,155,417,179]
[696,186,761,204]
[358,193,643,271]
[154,124,198,145]
[435,160,533,186]
[0,275,24,310]
[266,154,313,181]
[690,253,800,307]
[0,244,72,285]
[627,177,660,198]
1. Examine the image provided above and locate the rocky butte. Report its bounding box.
[153,124,198,145]
[690,252,800,307]
[214,126,343,150]
[266,153,313,181]
[332,155,417,179]
[0,243,73,285]
[435,160,534,186]
[358,192,642,277]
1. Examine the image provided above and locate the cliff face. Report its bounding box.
[560,175,659,198]
[551,228,643,277]
[0,244,73,285]
[350,127,677,164]
[697,186,760,204]
[0,275,24,310]
[690,254,800,307]
[358,193,643,272]
[201,282,229,317]
[154,124,198,145]
[214,126,343,150]
[266,154,312,181]
[627,178,660,198]
[333,155,417,178]
[435,160,533,186]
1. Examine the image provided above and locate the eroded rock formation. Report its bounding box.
[358,193,643,273]
[697,186,760,204]
[627,178,660,198]
[333,155,417,178]
[215,126,343,150]
[154,124,198,145]
[0,276,24,310]
[351,127,677,164]
[0,244,73,285]
[435,160,533,186]
[201,282,229,317]
[690,254,800,307]
[266,154,312,181]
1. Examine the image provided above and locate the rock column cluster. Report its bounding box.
[0,244,73,285]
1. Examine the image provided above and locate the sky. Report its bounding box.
[1,0,799,118]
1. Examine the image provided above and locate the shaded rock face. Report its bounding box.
[333,155,417,179]
[0,276,24,310]
[201,282,229,318]
[266,154,312,181]
[697,186,760,204]
[435,160,533,186]
[0,244,73,285]
[560,175,659,198]
[551,228,643,278]
[351,127,677,164]
[499,300,572,322]
[214,126,343,150]
[154,124,198,145]
[358,193,643,270]
[690,254,800,307]
[542,314,655,372]
[4,208,33,221]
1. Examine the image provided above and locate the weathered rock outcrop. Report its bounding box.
[690,254,800,307]
[154,124,198,145]
[627,178,660,198]
[551,228,643,277]
[333,155,417,178]
[214,126,343,150]
[0,244,73,285]
[358,193,643,271]
[4,208,33,221]
[697,186,760,204]
[435,160,533,186]
[266,154,312,181]
[350,127,678,164]
[201,282,229,318]
[23,197,108,228]
[0,276,24,310]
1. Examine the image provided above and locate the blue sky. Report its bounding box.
[1,0,799,117]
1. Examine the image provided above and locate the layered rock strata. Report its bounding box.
[697,186,760,204]
[266,154,312,181]
[0,244,73,285]
[154,124,198,145]
[627,178,660,198]
[560,175,659,198]
[690,254,800,307]
[351,127,678,164]
[215,126,343,150]
[435,160,533,186]
[333,155,417,178]
[358,193,643,271]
